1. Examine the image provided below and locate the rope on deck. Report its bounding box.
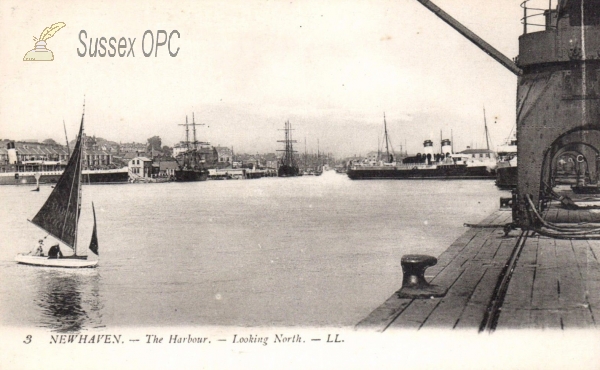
[527,194,600,239]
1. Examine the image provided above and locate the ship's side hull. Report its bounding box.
[495,166,517,189]
[15,254,98,268]
[83,169,130,184]
[174,169,208,182]
[347,165,494,180]
[278,165,300,177]
[0,168,129,185]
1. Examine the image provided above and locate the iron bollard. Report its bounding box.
[397,254,447,299]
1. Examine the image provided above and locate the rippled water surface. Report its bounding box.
[0,171,505,330]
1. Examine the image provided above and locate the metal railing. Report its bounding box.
[521,0,556,34]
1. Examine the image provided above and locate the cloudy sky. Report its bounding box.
[0,0,531,156]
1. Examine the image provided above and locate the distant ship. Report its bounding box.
[277,120,300,177]
[495,134,517,189]
[174,114,209,182]
[347,114,496,180]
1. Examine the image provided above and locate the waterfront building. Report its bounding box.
[128,157,152,178]
[158,161,178,177]
[119,142,147,154]
[214,146,232,165]
[0,140,69,164]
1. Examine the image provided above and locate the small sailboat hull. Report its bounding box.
[15,254,98,268]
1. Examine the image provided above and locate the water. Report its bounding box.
[0,171,505,330]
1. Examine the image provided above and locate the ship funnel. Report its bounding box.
[423,140,434,158]
[7,141,17,164]
[441,139,452,156]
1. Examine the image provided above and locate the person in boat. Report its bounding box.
[31,239,44,256]
[47,244,63,259]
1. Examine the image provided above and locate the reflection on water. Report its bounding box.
[34,269,103,332]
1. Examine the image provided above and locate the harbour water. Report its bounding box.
[0,171,504,331]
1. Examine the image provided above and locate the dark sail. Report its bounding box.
[89,202,99,255]
[31,116,84,249]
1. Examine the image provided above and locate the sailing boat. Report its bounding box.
[277,120,300,177]
[15,111,99,268]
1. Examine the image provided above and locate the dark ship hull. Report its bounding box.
[347,164,494,180]
[174,169,208,182]
[495,166,517,189]
[1,167,129,185]
[278,165,300,177]
[83,169,130,184]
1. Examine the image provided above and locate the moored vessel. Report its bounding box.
[277,120,300,177]
[174,114,209,182]
[495,133,517,189]
[347,114,495,180]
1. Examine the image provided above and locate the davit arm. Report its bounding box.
[415,0,523,76]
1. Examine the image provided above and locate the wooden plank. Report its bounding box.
[455,267,504,329]
[536,237,558,269]
[555,239,589,311]
[502,266,535,309]
[473,235,505,262]
[517,234,539,267]
[530,309,562,329]
[421,266,488,328]
[386,299,440,329]
[491,238,517,265]
[355,294,413,331]
[531,244,560,312]
[561,307,596,328]
[496,308,532,328]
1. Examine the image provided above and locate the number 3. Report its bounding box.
[23,335,32,344]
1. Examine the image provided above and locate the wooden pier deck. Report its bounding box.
[357,200,600,331]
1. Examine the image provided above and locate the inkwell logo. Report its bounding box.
[23,22,66,61]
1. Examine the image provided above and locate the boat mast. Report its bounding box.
[192,113,198,151]
[317,139,320,167]
[383,113,390,162]
[63,120,70,159]
[74,101,85,256]
[304,137,307,168]
[483,106,490,150]
[181,116,190,151]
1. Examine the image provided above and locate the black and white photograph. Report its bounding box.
[1,0,599,368]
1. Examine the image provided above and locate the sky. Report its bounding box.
[0,0,532,157]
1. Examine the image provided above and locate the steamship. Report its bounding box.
[0,141,129,185]
[347,139,496,180]
[495,136,518,189]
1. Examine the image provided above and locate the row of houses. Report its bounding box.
[0,139,116,169]
[2,139,286,176]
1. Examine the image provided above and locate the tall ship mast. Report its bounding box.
[174,113,209,182]
[277,120,299,177]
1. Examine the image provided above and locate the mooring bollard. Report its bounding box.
[397,254,447,299]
